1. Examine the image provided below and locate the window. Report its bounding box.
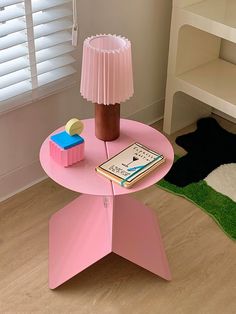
[0,0,77,113]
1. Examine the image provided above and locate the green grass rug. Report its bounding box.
[157,161,236,241]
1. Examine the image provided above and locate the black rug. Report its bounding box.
[165,117,236,187]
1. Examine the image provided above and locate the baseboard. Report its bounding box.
[126,99,165,125]
[0,160,47,202]
[1,99,164,202]
[127,99,164,125]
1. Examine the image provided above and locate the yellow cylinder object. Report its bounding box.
[65,118,84,136]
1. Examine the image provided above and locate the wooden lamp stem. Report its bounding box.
[95,103,120,141]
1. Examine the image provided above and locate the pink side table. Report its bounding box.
[40,119,174,289]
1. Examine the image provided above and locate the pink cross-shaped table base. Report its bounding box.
[40,119,174,289]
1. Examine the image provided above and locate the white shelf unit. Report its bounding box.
[163,0,236,134]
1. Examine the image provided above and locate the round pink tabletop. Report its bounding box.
[40,119,174,196]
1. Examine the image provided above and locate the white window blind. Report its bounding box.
[0,0,77,112]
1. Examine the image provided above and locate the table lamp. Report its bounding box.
[80,34,134,141]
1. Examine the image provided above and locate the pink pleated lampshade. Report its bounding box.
[80,34,134,105]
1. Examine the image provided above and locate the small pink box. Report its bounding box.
[49,140,85,167]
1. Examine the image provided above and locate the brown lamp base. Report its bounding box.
[95,103,120,141]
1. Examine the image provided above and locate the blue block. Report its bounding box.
[50,131,84,149]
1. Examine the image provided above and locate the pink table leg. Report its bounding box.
[49,195,113,289]
[112,195,171,281]
[49,194,171,289]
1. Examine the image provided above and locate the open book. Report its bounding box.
[96,142,165,188]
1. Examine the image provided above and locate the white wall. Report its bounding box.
[0,0,172,200]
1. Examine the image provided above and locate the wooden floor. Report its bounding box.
[0,115,235,314]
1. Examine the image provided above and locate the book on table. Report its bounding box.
[95,142,165,188]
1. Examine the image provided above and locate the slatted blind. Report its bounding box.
[0,0,77,112]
